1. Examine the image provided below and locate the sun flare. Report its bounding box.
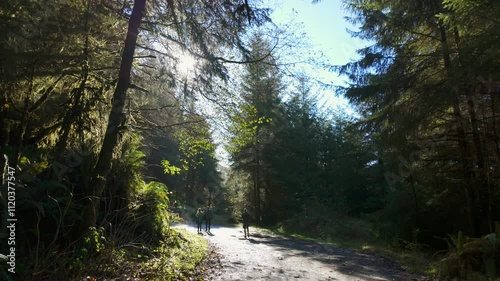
[178,53,196,76]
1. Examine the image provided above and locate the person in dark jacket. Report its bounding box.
[205,206,213,232]
[242,208,251,239]
[195,208,204,234]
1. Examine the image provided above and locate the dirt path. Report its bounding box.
[174,223,427,281]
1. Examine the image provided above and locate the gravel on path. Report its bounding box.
[174,223,429,281]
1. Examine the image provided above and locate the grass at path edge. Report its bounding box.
[256,225,436,278]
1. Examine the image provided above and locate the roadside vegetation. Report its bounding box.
[1,0,499,280]
[69,228,208,281]
[267,216,436,277]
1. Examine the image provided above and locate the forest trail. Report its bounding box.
[173,223,428,281]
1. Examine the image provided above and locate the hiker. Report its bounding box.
[195,208,204,234]
[242,208,251,239]
[205,206,213,232]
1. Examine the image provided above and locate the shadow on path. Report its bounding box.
[249,231,421,281]
[172,222,426,281]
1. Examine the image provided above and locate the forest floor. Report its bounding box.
[173,222,433,281]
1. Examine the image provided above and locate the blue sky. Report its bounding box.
[269,0,369,112]
[271,0,365,66]
[214,1,369,164]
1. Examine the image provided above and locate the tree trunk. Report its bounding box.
[465,89,488,233]
[489,93,500,232]
[255,146,261,225]
[453,24,487,235]
[252,154,258,221]
[490,93,500,163]
[80,0,147,235]
[438,22,480,235]
[409,174,419,228]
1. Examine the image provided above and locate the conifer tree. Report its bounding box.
[339,0,500,236]
[228,32,283,224]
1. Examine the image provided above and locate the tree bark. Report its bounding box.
[81,0,147,235]
[453,22,488,235]
[438,22,480,235]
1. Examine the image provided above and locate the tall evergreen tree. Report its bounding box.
[228,32,283,224]
[266,75,322,219]
[339,0,500,237]
[81,0,271,232]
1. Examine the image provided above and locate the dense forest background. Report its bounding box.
[1,0,499,280]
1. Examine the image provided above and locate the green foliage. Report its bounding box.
[340,0,500,245]
[269,207,436,276]
[225,169,253,221]
[438,227,500,281]
[0,0,270,278]
[130,181,171,243]
[32,226,208,280]
[115,133,147,195]
[226,39,381,225]
[161,160,182,175]
[227,104,272,154]
[163,115,221,205]
[174,119,216,171]
[75,229,208,281]
[226,32,285,224]
[279,198,373,243]
[70,226,106,271]
[145,229,208,280]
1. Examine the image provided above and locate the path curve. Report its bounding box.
[174,223,428,281]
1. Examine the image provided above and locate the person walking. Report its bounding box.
[242,208,251,239]
[205,206,213,232]
[195,208,204,234]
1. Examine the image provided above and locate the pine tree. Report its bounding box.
[339,0,500,236]
[228,32,283,224]
[81,0,272,231]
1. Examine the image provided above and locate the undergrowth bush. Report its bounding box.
[72,228,208,281]
[129,180,171,243]
[1,132,182,280]
[282,202,372,243]
[276,203,435,276]
[438,224,500,281]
